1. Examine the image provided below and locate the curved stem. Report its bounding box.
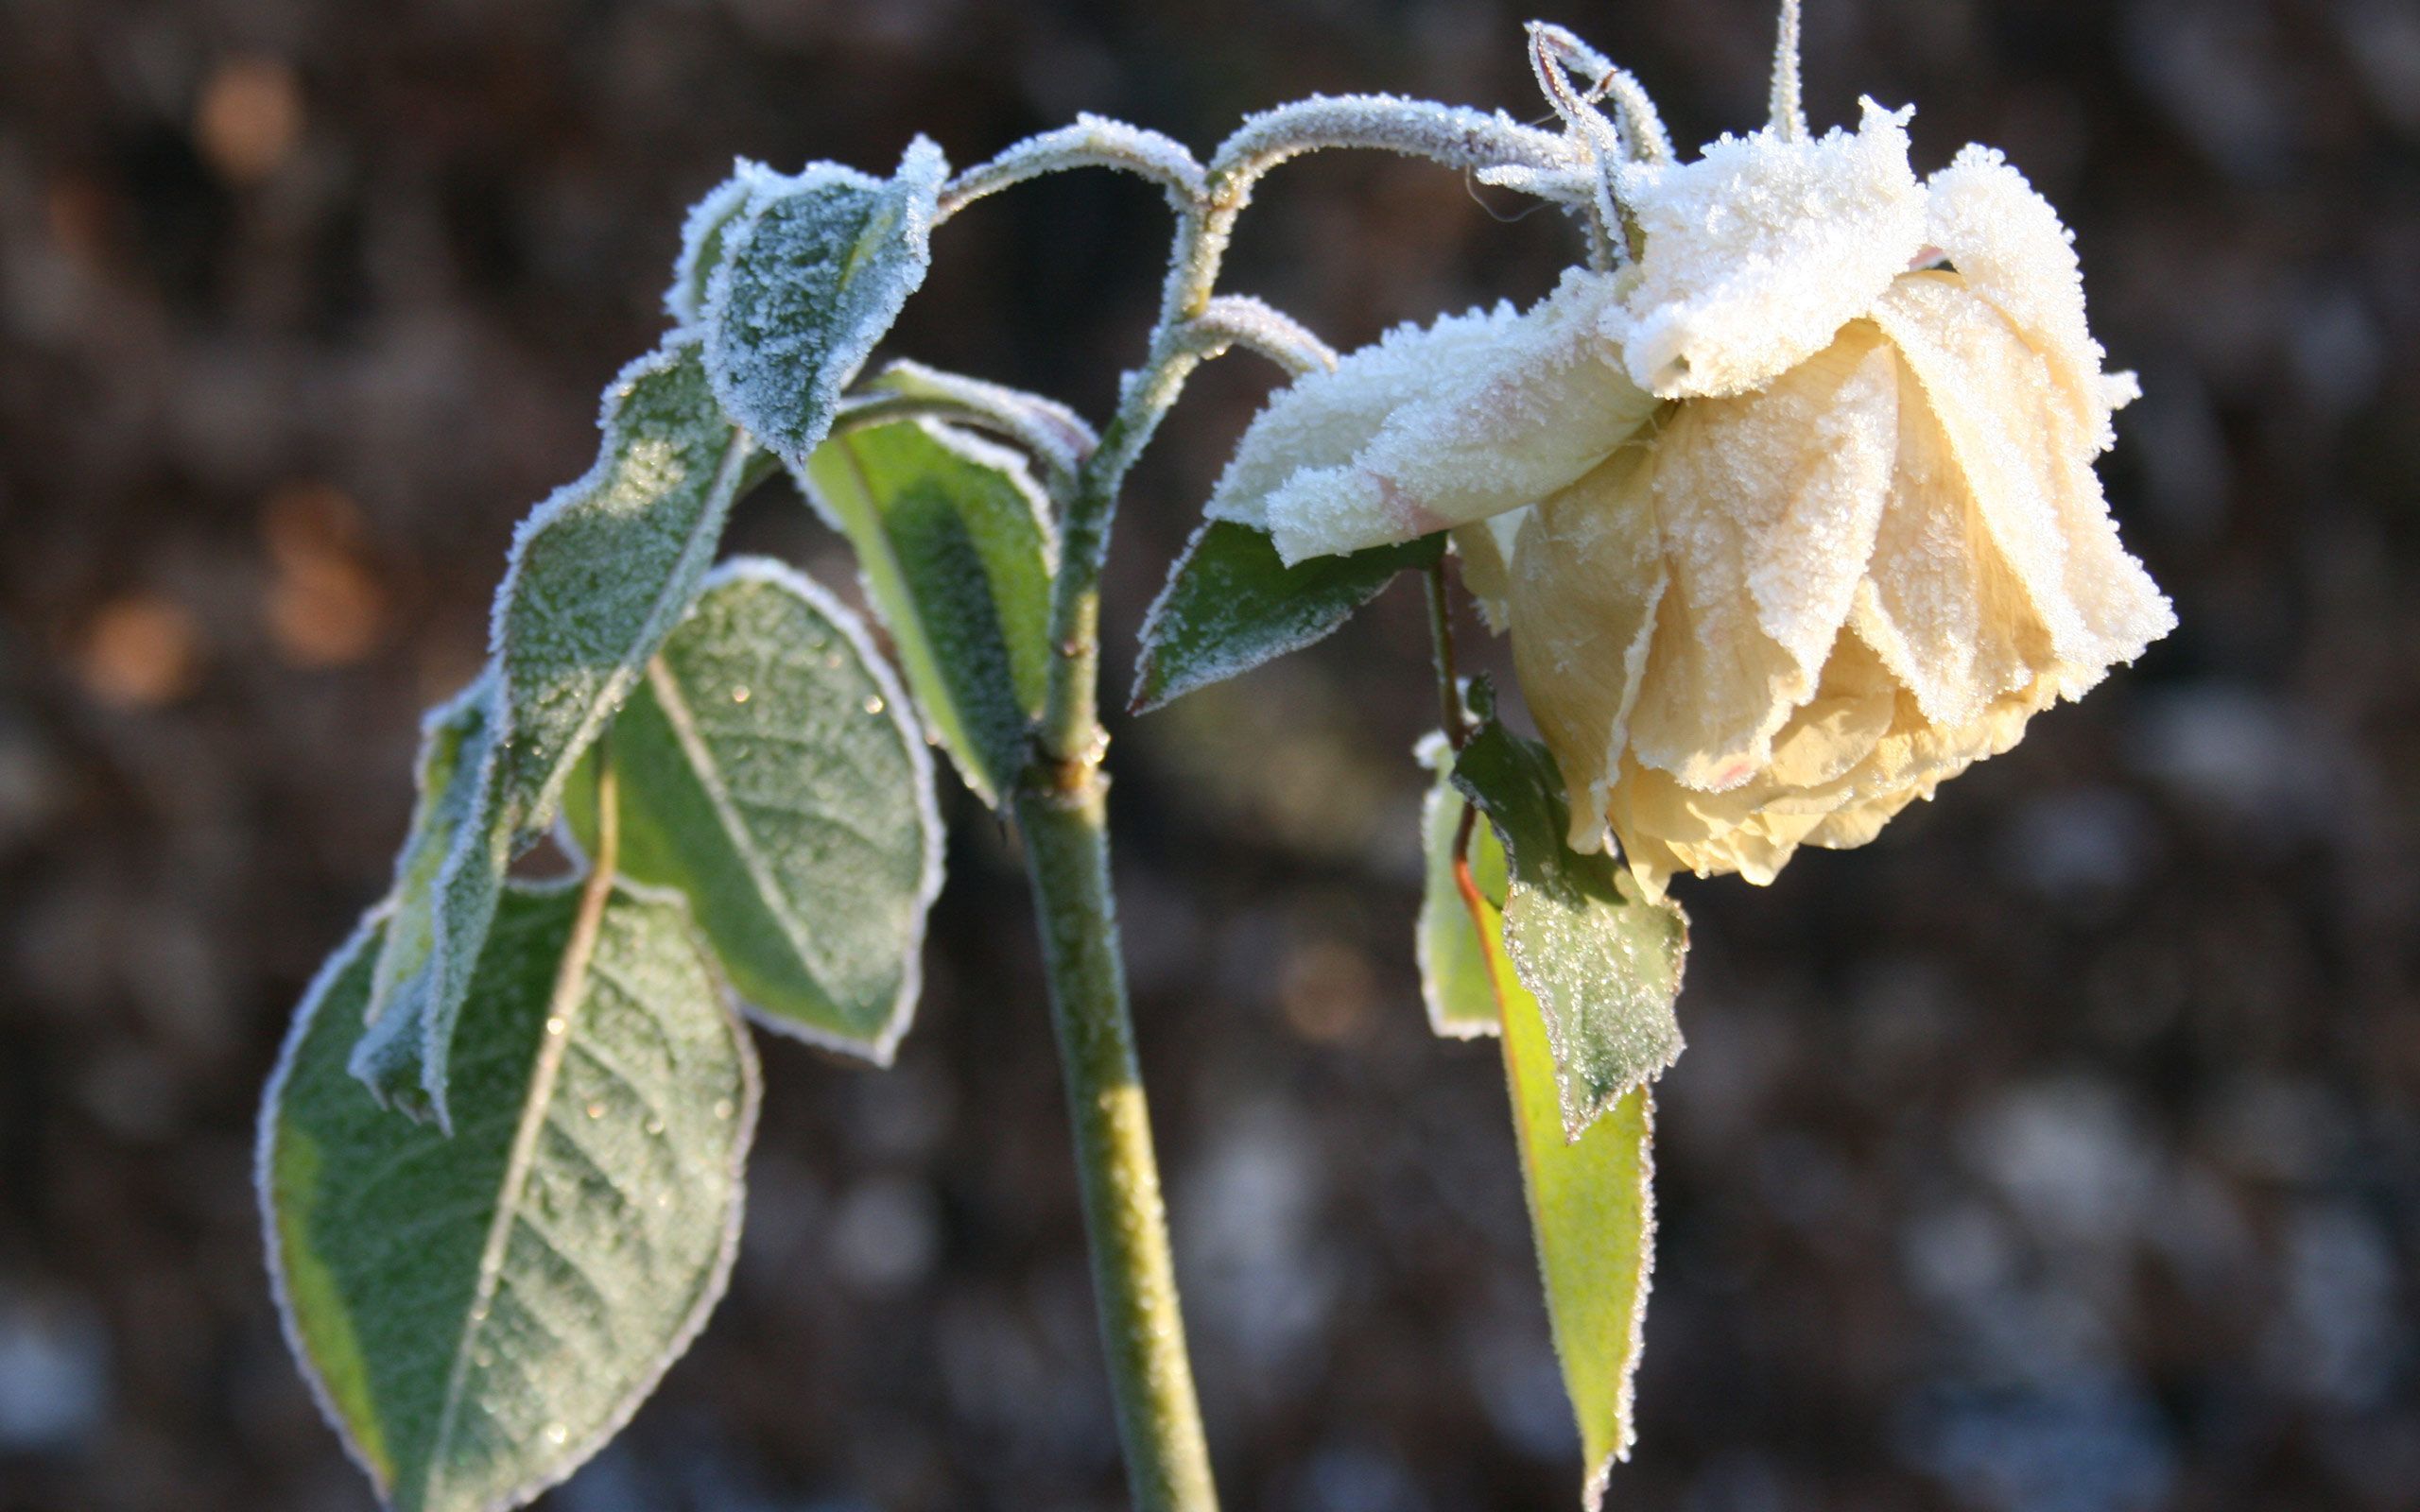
[996,83,1597,1511]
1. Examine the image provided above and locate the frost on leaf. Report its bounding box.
[702,138,947,461]
[1451,714,1686,1139]
[665,159,778,325]
[562,560,944,1062]
[1612,98,1926,399]
[264,885,758,1512]
[354,338,751,1124]
[799,419,1055,805]
[1132,520,1441,713]
[1211,268,1655,564]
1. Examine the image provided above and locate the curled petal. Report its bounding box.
[1924,145,2123,448]
[1611,98,1927,398]
[1625,323,1898,788]
[1205,301,1520,531]
[1450,509,1530,634]
[1509,449,1667,851]
[1220,270,1655,563]
[1850,344,2050,728]
[1872,274,2174,691]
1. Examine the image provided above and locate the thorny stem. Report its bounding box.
[938,94,1586,1512]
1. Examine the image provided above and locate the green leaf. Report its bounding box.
[262,882,759,1512]
[799,421,1054,804]
[354,338,752,1125]
[1132,520,1442,713]
[1414,731,1507,1039]
[702,140,947,462]
[563,560,942,1059]
[663,160,769,325]
[350,679,505,1123]
[1422,732,1657,1509]
[1506,994,1656,1512]
[1451,716,1687,1139]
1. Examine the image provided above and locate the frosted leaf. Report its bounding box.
[1625,325,1898,788]
[1923,145,2122,448]
[355,338,752,1124]
[1872,274,2173,688]
[560,561,943,1062]
[664,160,777,325]
[263,885,758,1512]
[1249,270,1656,563]
[702,138,947,460]
[1611,99,1926,398]
[1132,521,1441,713]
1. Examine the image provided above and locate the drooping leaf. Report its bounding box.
[1423,733,1658,1510]
[263,883,758,1512]
[701,139,948,462]
[1451,716,1687,1139]
[353,339,753,1125]
[1414,731,1506,1039]
[1132,520,1442,713]
[361,678,499,1044]
[1505,994,1656,1512]
[799,421,1054,804]
[563,560,942,1059]
[664,159,774,325]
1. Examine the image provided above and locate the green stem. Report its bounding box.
[1015,778,1218,1512]
[1018,198,1223,1512]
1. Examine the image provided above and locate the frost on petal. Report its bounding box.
[1450,508,1530,633]
[1253,270,1656,563]
[1205,300,1524,531]
[1850,345,2052,728]
[1612,99,1927,399]
[1509,449,1667,851]
[1923,145,2121,447]
[1873,274,2173,692]
[1625,324,1898,788]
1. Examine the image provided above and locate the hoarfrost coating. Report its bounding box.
[1201,24,2173,897]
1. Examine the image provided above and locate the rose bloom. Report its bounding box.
[1205,97,2173,897]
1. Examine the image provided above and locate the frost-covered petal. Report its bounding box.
[1508,449,1666,850]
[1625,323,1898,788]
[1849,344,2050,728]
[1205,300,1527,531]
[1923,146,2121,448]
[1612,98,1927,399]
[1253,269,1656,563]
[1872,273,2174,691]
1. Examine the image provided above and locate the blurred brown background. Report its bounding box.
[3,0,2417,1508]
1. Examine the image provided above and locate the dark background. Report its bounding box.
[3,0,2416,1508]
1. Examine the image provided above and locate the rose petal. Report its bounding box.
[1509,449,1667,850]
[1873,274,2174,690]
[1256,269,1655,562]
[1626,323,1898,788]
[1612,97,1927,399]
